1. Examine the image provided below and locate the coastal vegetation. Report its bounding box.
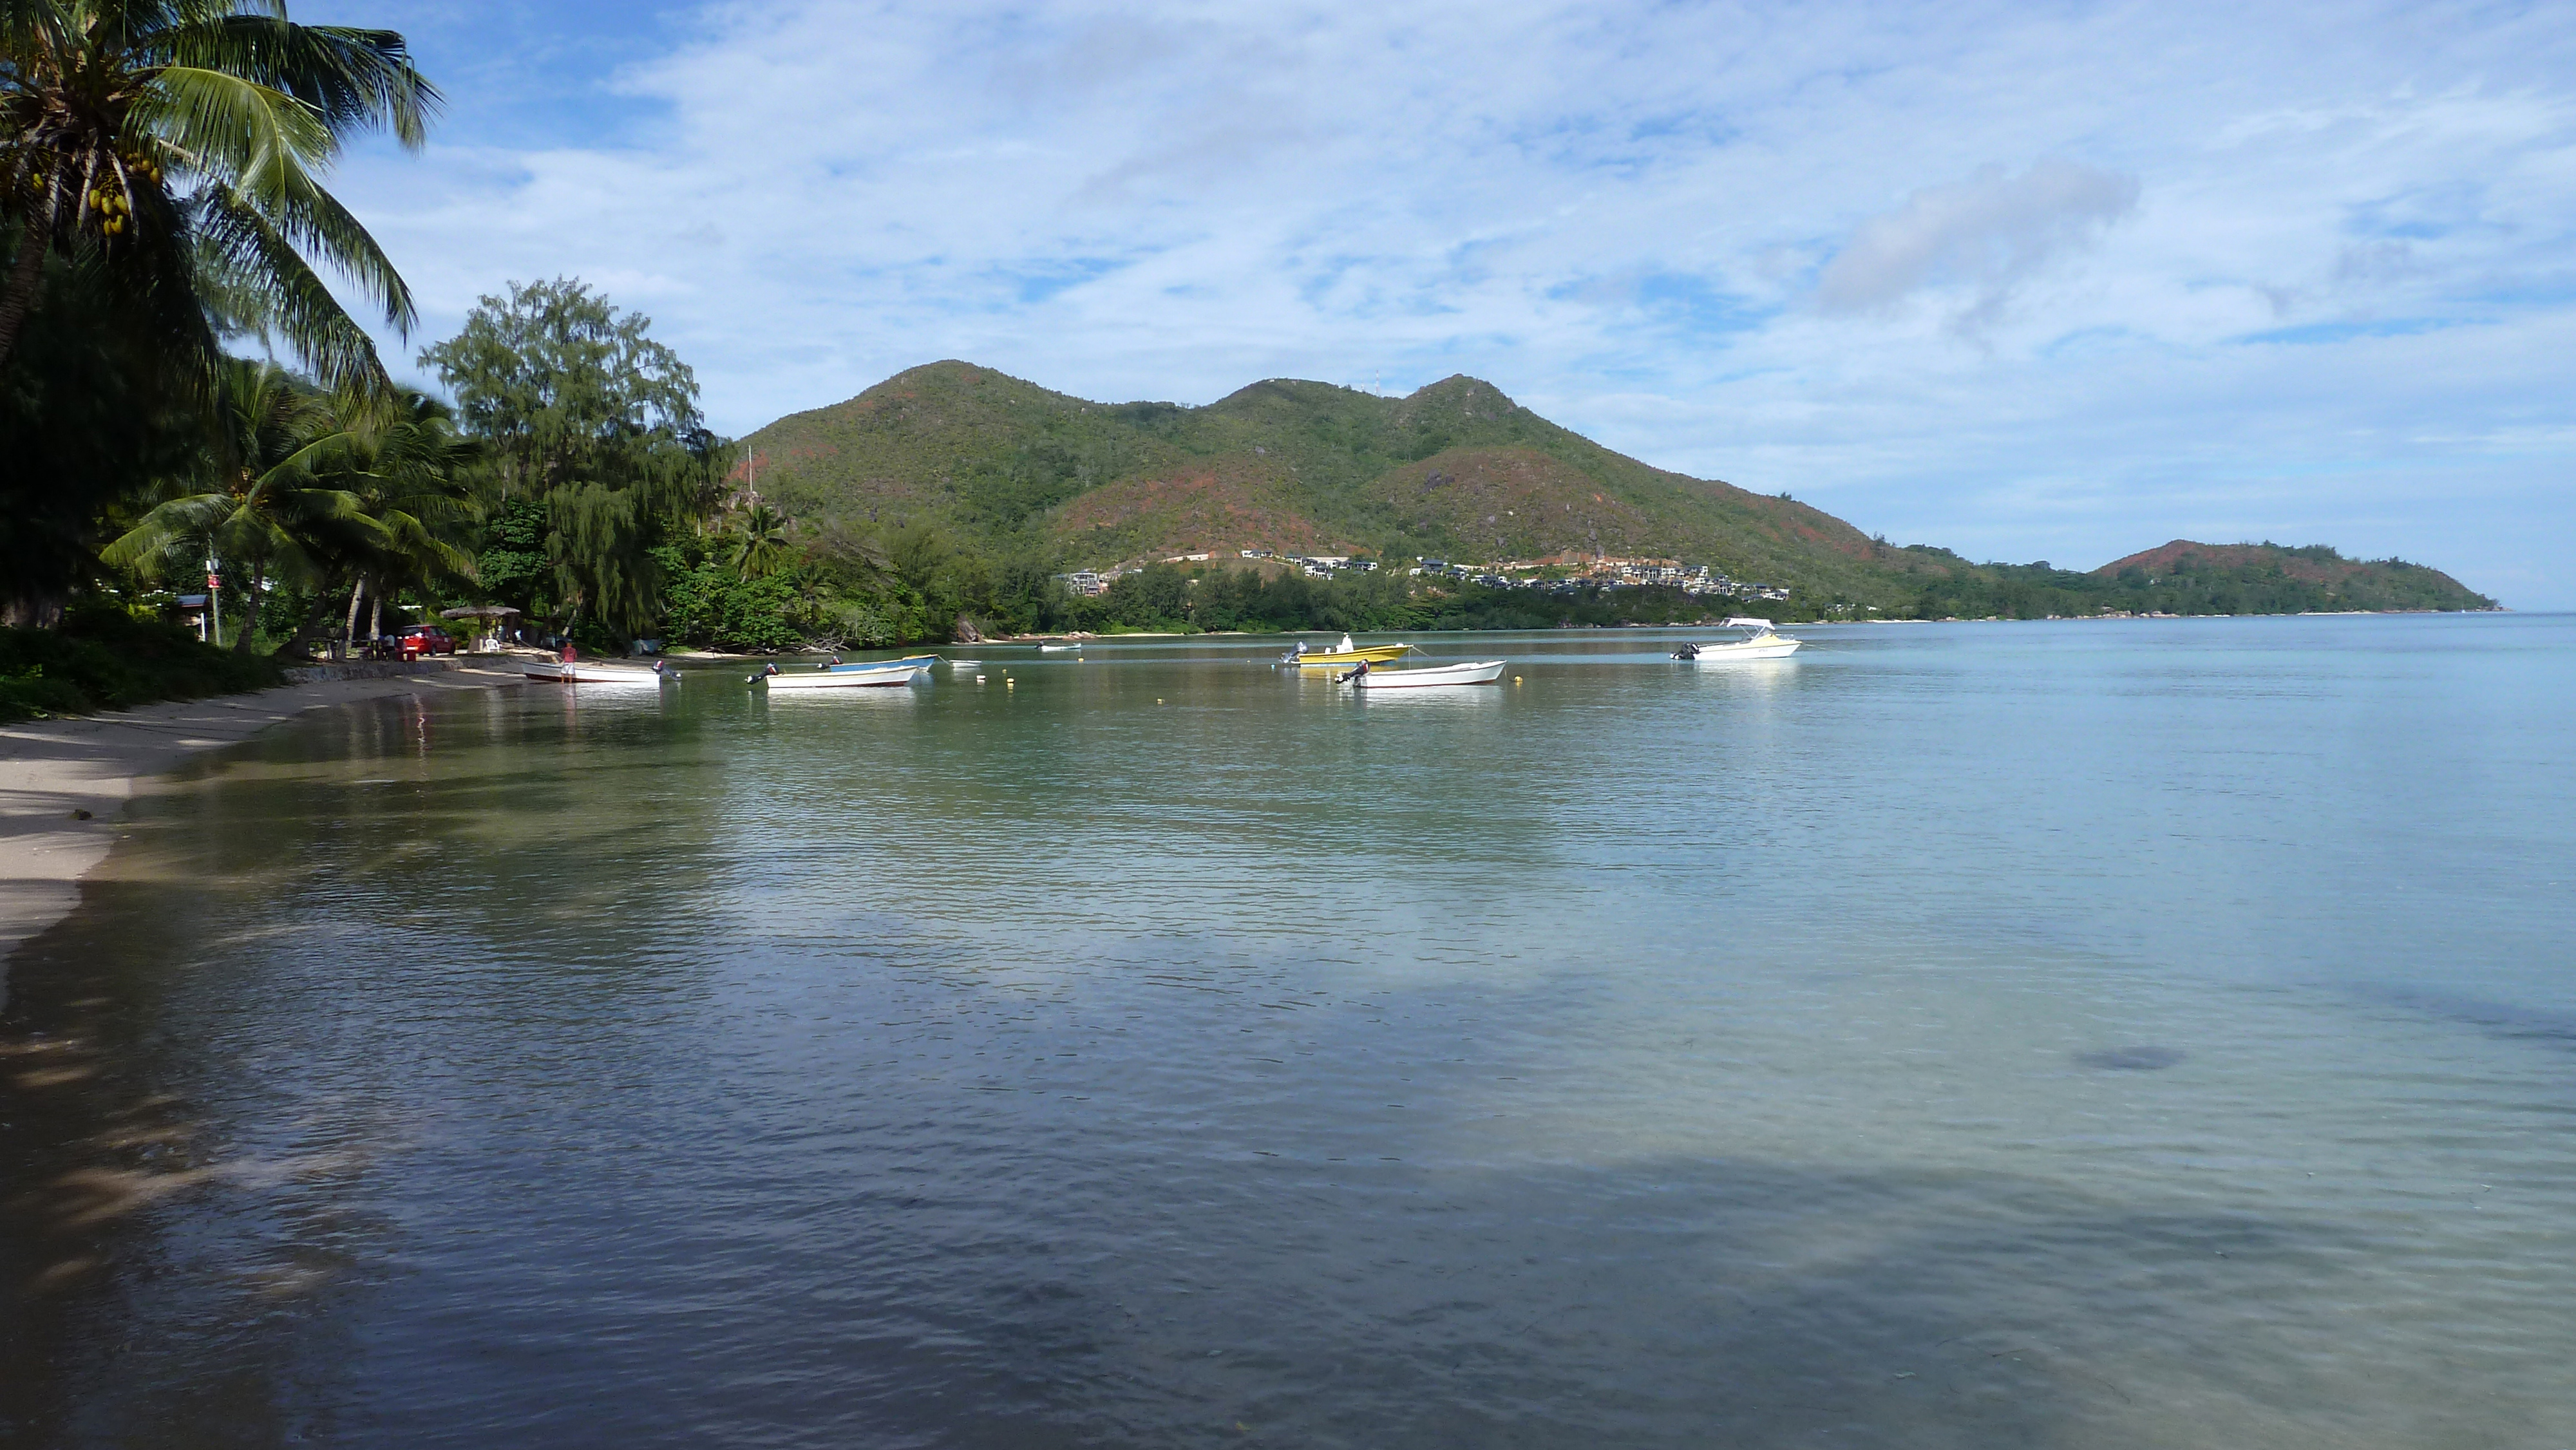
[1892,541,2492,619]
[0,603,278,721]
[0,4,2497,719]
[0,0,446,707]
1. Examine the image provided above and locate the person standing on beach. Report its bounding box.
[562,639,578,664]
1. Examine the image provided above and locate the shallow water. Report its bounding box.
[5,615,2573,1448]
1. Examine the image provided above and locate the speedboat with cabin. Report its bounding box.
[1672,618,1801,662]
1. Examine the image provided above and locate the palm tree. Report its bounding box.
[320,387,478,651]
[726,501,793,580]
[0,0,437,395]
[103,355,383,648]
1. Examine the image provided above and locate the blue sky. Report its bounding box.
[308,0,2576,604]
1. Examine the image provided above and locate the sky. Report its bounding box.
[306,0,2576,604]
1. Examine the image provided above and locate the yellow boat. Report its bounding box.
[1281,634,1416,668]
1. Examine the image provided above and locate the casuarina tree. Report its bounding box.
[421,278,706,641]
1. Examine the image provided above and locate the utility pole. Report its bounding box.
[206,551,220,646]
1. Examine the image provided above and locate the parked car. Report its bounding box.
[393,625,457,659]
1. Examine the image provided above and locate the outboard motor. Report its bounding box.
[1672,643,1700,659]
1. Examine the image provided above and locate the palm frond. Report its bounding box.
[102,491,231,569]
[167,16,439,148]
[139,64,336,176]
[192,182,390,396]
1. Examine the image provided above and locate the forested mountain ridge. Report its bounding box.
[741,362,1931,607]
[740,361,2499,617]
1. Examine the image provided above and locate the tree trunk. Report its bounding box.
[1,587,64,630]
[344,572,368,657]
[0,203,53,374]
[368,591,383,651]
[231,563,265,653]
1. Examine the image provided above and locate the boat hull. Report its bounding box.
[1680,639,1801,661]
[762,665,926,690]
[826,654,938,673]
[1290,645,1413,668]
[1350,659,1507,688]
[523,663,670,686]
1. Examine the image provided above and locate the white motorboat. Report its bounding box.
[523,659,674,686]
[1673,617,1801,662]
[1038,641,1083,653]
[755,662,926,690]
[824,654,938,673]
[1345,659,1508,689]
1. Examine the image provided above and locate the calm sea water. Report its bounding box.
[5,615,2573,1449]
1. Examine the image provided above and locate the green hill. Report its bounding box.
[739,361,2497,618]
[2088,541,2494,613]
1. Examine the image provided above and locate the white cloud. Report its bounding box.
[1813,160,2139,332]
[311,0,2576,604]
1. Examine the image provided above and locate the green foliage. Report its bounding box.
[0,663,85,719]
[659,555,807,653]
[0,603,280,720]
[0,253,202,622]
[1038,563,1734,636]
[826,598,895,648]
[723,501,793,579]
[418,278,702,498]
[319,387,480,589]
[1904,543,2496,619]
[102,357,389,649]
[422,279,712,638]
[474,496,549,609]
[0,0,440,397]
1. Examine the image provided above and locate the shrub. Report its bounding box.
[0,605,283,720]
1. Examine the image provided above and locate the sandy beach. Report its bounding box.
[0,662,528,980]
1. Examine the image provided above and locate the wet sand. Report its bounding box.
[0,662,527,984]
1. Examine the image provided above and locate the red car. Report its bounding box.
[394,625,457,659]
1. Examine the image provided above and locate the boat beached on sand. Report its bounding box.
[1673,618,1802,662]
[523,658,676,686]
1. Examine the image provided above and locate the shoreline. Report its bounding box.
[0,661,527,987]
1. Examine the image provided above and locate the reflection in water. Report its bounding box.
[754,684,927,711]
[4,616,2574,1448]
